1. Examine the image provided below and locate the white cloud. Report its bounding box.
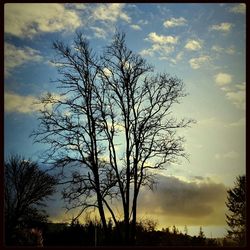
[4,92,62,114]
[210,22,232,33]
[140,44,174,57]
[163,17,187,28]
[5,3,81,38]
[5,42,42,76]
[189,56,210,69]
[141,32,177,58]
[229,3,246,14]
[170,51,184,64]
[225,89,245,110]
[216,79,245,110]
[5,92,43,114]
[215,151,239,160]
[185,40,202,51]
[214,73,232,86]
[92,3,131,23]
[211,45,235,55]
[90,26,107,39]
[130,24,141,30]
[138,19,148,25]
[147,32,178,44]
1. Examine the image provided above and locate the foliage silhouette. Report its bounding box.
[4,155,57,246]
[225,175,246,246]
[42,219,220,246]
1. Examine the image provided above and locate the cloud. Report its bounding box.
[189,56,210,69]
[215,151,239,160]
[209,22,232,33]
[5,42,43,76]
[229,3,246,14]
[5,92,43,114]
[4,92,62,114]
[130,24,141,30]
[147,32,178,44]
[211,45,235,55]
[90,26,107,39]
[184,40,202,51]
[214,73,232,86]
[225,88,245,110]
[140,44,174,57]
[163,17,187,28]
[170,52,184,64]
[226,117,246,128]
[217,80,245,110]
[5,3,81,38]
[92,3,131,23]
[140,32,177,58]
[138,175,227,225]
[198,117,224,128]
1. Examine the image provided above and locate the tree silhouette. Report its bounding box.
[31,31,193,245]
[4,155,57,245]
[225,175,246,246]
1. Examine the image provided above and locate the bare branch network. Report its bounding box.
[31,31,194,245]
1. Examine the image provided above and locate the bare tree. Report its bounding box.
[31,33,117,242]
[31,31,193,245]
[4,155,57,245]
[99,32,193,244]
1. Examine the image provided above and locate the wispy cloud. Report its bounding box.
[215,151,239,160]
[140,44,174,57]
[225,83,245,110]
[4,92,62,114]
[5,3,81,38]
[189,56,210,69]
[214,72,232,86]
[209,22,233,33]
[146,32,178,44]
[215,73,245,110]
[211,45,235,55]
[5,42,43,77]
[90,26,107,39]
[185,40,202,51]
[163,17,187,28]
[226,117,245,128]
[5,92,43,114]
[228,3,246,14]
[130,24,141,30]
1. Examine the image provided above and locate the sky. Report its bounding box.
[4,3,246,238]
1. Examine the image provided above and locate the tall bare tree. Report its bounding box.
[32,31,193,245]
[99,32,193,243]
[31,33,115,241]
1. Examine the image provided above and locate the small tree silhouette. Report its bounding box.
[4,155,57,245]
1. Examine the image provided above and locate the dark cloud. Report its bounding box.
[138,175,227,222]
[44,173,227,226]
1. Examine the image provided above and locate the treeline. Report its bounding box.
[41,219,220,246]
